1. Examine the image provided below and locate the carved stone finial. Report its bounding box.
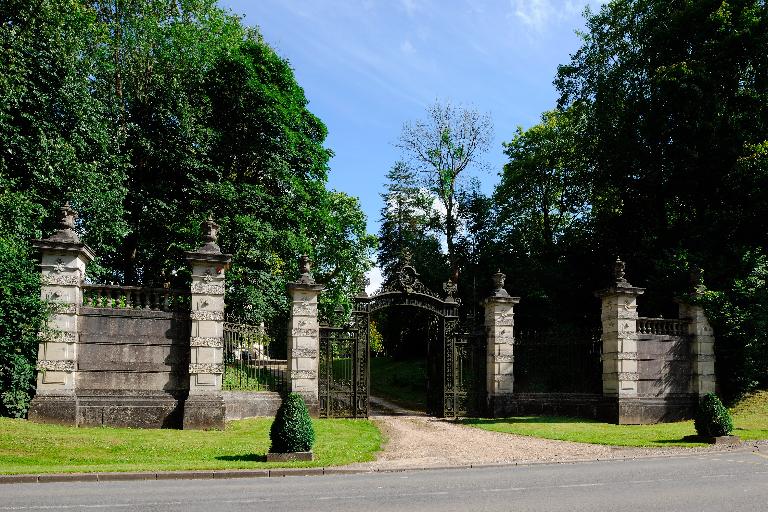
[690,266,706,294]
[356,274,370,298]
[443,279,458,302]
[491,269,510,297]
[297,254,315,285]
[195,216,222,254]
[202,214,218,243]
[614,256,630,286]
[299,254,311,275]
[401,248,413,268]
[46,203,80,243]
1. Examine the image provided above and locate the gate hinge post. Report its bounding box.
[184,216,231,429]
[482,270,520,418]
[287,255,324,413]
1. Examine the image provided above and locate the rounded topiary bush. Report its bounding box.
[694,392,734,437]
[269,393,315,453]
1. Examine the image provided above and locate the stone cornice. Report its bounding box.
[595,285,646,298]
[32,239,96,262]
[185,250,232,266]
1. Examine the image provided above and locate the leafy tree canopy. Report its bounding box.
[0,0,374,414]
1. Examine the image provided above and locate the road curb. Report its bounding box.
[0,444,758,485]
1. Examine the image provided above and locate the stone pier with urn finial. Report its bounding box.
[27,204,95,424]
[482,270,520,417]
[286,255,324,413]
[183,216,231,429]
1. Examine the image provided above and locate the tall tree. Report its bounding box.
[376,162,446,359]
[496,108,591,258]
[554,0,768,397]
[377,161,444,287]
[0,0,126,416]
[397,101,493,277]
[0,0,376,414]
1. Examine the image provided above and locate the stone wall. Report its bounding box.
[595,259,712,424]
[28,207,231,429]
[485,259,716,424]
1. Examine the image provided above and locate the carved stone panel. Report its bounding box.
[36,360,76,372]
[190,336,224,348]
[189,363,224,374]
[190,310,224,321]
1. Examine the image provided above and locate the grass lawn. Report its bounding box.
[0,417,381,475]
[463,391,768,448]
[370,356,428,411]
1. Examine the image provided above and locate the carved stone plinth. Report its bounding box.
[266,451,313,462]
[183,394,225,430]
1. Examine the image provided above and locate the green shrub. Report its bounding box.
[694,393,734,437]
[269,393,315,453]
[0,236,47,418]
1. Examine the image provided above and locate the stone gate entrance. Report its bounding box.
[288,257,506,419]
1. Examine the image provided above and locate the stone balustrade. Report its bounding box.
[81,284,190,311]
[636,317,688,336]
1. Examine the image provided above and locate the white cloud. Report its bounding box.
[400,39,415,54]
[400,0,421,16]
[512,0,553,30]
[511,0,596,31]
[366,266,383,294]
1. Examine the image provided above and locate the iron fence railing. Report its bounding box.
[222,317,286,392]
[513,327,603,394]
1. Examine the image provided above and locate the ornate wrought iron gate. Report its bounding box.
[318,314,369,418]
[443,319,486,417]
[351,258,487,419]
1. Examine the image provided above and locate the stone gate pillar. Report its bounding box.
[678,272,716,396]
[595,257,645,424]
[287,255,324,410]
[184,216,231,429]
[482,271,520,417]
[28,204,95,424]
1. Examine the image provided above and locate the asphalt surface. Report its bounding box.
[1,451,767,512]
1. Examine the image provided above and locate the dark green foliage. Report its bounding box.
[0,237,47,417]
[695,393,734,437]
[377,161,447,291]
[697,252,768,398]
[269,393,315,453]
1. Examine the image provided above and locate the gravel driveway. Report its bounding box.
[348,397,729,470]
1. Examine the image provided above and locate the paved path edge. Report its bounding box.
[2,445,763,485]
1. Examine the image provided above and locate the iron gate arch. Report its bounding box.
[318,261,486,418]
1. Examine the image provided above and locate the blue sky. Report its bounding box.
[219,1,604,287]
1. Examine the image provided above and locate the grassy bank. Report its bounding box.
[463,391,768,448]
[0,417,381,475]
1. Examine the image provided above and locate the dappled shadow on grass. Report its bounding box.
[461,416,599,426]
[215,453,267,462]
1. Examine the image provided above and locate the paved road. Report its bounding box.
[1,451,767,512]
